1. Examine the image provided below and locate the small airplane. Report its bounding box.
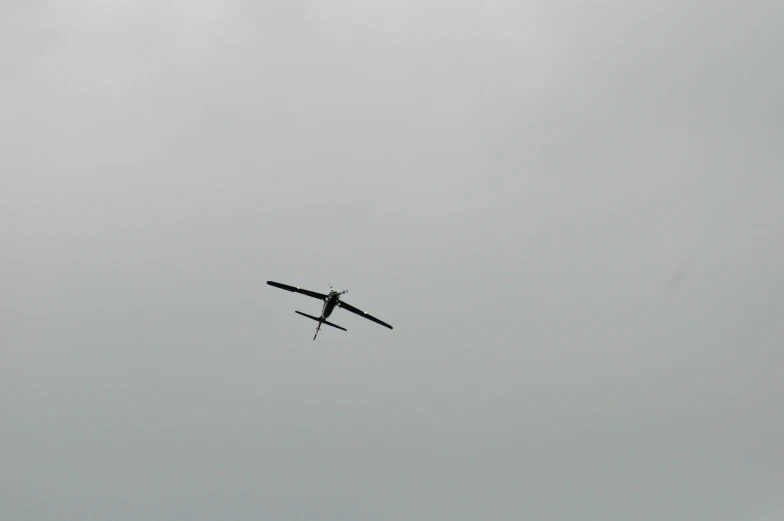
[267,280,393,340]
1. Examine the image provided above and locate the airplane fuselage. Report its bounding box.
[321,292,340,319]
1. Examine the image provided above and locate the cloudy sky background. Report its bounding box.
[2,1,783,520]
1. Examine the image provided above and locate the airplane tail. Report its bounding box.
[295,311,347,340]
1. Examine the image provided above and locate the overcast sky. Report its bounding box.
[2,1,783,520]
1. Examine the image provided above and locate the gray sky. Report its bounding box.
[2,1,783,520]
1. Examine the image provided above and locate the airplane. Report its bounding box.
[267,280,393,340]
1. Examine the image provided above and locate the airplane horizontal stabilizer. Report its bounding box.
[294,311,347,331]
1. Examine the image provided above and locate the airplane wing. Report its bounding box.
[267,281,328,300]
[338,301,393,329]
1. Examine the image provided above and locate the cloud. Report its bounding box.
[2,1,782,520]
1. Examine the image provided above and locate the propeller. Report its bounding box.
[329,283,348,295]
